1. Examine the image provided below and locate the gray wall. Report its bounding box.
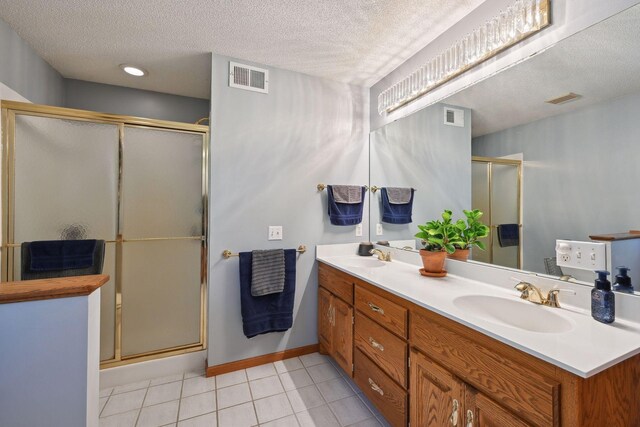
[0,17,64,105]
[473,90,640,274]
[208,55,369,366]
[64,79,210,124]
[370,103,471,243]
[370,0,640,131]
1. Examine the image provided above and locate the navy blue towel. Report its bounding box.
[239,249,296,338]
[29,240,97,271]
[380,187,415,224]
[497,224,519,247]
[327,185,366,226]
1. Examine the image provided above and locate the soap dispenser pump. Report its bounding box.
[613,266,634,294]
[592,270,615,324]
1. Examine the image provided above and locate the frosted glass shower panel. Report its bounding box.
[100,243,117,361]
[13,115,119,242]
[491,164,519,269]
[121,239,202,357]
[122,127,204,239]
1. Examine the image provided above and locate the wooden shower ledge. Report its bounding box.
[0,274,109,304]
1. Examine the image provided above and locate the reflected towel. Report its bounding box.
[29,239,97,271]
[497,224,519,247]
[381,187,414,224]
[251,249,285,296]
[327,185,366,226]
[239,249,296,338]
[385,187,413,204]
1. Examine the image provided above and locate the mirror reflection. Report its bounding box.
[369,4,640,293]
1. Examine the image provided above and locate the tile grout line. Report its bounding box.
[175,372,185,426]
[134,383,151,426]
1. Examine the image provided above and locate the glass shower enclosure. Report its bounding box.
[1,101,209,367]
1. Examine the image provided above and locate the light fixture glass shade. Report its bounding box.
[378,0,550,115]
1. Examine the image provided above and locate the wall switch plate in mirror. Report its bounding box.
[556,240,606,271]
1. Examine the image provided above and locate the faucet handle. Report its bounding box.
[546,288,576,308]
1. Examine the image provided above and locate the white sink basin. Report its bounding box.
[453,295,574,334]
[341,257,387,269]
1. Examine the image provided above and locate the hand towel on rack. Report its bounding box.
[239,249,296,338]
[251,249,285,296]
[327,185,366,226]
[28,239,97,271]
[497,224,519,247]
[381,187,415,224]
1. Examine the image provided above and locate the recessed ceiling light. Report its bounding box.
[120,64,147,77]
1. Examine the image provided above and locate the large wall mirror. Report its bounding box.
[369,3,640,294]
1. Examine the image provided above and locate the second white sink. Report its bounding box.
[341,257,387,269]
[453,294,575,334]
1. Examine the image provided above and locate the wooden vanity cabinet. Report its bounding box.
[318,262,640,427]
[318,263,354,375]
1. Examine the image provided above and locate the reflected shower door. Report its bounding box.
[491,164,520,269]
[11,114,119,360]
[471,157,522,269]
[120,126,205,358]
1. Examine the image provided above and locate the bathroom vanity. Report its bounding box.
[317,246,640,427]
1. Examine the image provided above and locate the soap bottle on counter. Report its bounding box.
[592,271,615,324]
[613,266,634,294]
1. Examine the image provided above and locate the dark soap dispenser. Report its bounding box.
[613,266,634,294]
[592,270,615,324]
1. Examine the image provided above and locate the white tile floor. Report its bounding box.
[99,352,390,427]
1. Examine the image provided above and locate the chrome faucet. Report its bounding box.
[514,281,575,308]
[370,248,392,262]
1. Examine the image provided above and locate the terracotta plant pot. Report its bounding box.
[419,249,447,277]
[447,249,470,262]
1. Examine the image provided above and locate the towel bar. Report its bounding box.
[317,183,369,191]
[222,245,307,259]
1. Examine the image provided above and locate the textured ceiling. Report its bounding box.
[0,0,484,99]
[445,4,640,137]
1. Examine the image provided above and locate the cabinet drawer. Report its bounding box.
[318,263,353,304]
[354,349,407,427]
[355,285,407,337]
[411,309,559,427]
[354,312,407,388]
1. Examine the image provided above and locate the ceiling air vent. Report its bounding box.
[229,61,269,94]
[444,107,464,127]
[546,92,581,105]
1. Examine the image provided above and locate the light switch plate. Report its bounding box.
[555,239,606,271]
[376,223,383,236]
[268,226,283,240]
[355,224,363,237]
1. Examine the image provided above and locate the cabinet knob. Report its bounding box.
[368,337,385,352]
[367,302,385,315]
[466,409,474,427]
[368,377,384,396]
[450,399,459,426]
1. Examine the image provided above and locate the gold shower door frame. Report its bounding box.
[471,156,523,269]
[1,101,209,368]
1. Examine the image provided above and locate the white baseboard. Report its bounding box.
[100,350,207,389]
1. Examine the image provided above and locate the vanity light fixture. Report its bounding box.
[378,0,550,115]
[120,64,147,77]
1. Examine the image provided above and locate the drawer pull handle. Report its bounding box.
[466,409,473,427]
[367,302,385,315]
[368,378,384,396]
[450,399,459,426]
[368,337,384,352]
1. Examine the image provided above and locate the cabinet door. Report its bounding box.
[466,389,532,427]
[318,287,333,353]
[410,350,465,427]
[332,296,354,375]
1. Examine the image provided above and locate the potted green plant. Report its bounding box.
[448,209,490,261]
[414,209,462,277]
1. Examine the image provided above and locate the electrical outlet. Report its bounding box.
[355,224,363,237]
[556,239,606,271]
[376,223,383,236]
[268,226,283,240]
